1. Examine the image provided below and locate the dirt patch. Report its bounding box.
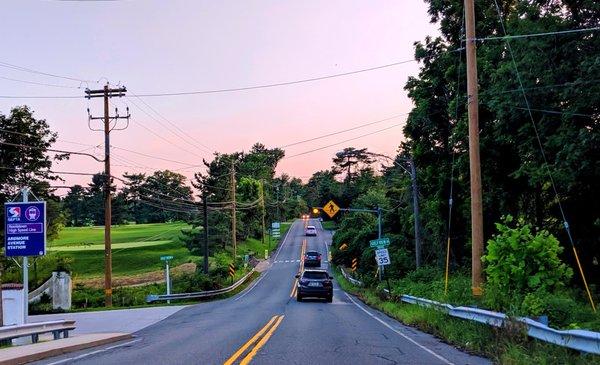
[75,262,197,288]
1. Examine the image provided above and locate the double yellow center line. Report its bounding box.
[224,315,285,365]
[290,239,307,298]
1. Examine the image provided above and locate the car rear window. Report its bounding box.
[303,271,329,279]
[307,226,316,230]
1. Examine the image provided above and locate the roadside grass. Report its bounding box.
[334,267,600,364]
[236,222,292,259]
[321,220,337,231]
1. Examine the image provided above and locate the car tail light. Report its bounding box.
[323,280,332,286]
[299,280,309,286]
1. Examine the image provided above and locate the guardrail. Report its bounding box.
[146,270,255,303]
[400,294,600,355]
[340,267,363,287]
[0,320,76,344]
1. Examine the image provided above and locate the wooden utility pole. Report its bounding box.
[259,180,266,246]
[203,191,209,274]
[464,0,484,296]
[230,160,237,260]
[85,85,129,307]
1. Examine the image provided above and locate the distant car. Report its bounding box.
[296,269,333,302]
[304,250,321,267]
[305,225,317,236]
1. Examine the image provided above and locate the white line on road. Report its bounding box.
[45,338,142,365]
[345,293,454,365]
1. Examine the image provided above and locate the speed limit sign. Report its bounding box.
[375,248,391,266]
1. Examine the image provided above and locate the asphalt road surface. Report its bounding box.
[37,220,490,365]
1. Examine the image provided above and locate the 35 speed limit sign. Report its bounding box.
[375,248,391,266]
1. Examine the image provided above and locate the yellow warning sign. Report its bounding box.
[323,200,340,218]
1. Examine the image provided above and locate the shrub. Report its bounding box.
[482,215,572,295]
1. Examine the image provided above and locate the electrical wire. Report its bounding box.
[284,122,405,159]
[278,113,407,149]
[0,60,98,84]
[120,98,210,158]
[128,93,214,152]
[0,75,80,89]
[0,141,104,162]
[472,26,600,41]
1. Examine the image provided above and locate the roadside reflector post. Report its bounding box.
[229,263,236,284]
[351,258,358,272]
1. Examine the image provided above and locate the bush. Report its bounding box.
[482,216,572,296]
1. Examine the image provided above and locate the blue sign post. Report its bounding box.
[4,201,46,257]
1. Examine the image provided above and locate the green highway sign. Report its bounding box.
[369,238,390,249]
[160,255,173,261]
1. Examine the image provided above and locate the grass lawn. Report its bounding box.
[68,241,194,279]
[49,222,188,247]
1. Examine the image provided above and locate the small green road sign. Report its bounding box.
[369,238,390,249]
[160,255,173,261]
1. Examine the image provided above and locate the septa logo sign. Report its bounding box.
[7,207,21,221]
[25,206,41,221]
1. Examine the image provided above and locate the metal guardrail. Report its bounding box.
[0,320,76,343]
[340,267,363,287]
[146,270,255,303]
[400,294,600,355]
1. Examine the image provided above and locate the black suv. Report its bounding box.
[303,251,321,267]
[296,270,333,302]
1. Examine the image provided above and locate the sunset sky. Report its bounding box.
[1,0,439,191]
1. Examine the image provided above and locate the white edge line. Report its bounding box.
[345,293,455,365]
[45,338,142,365]
[235,221,295,301]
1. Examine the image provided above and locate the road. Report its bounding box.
[37,220,489,365]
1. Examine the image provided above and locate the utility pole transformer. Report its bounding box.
[464,0,484,296]
[85,85,129,307]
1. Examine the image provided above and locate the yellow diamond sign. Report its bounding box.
[323,200,340,218]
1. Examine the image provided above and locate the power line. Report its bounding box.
[0,141,104,162]
[132,60,417,97]
[128,93,214,152]
[0,75,80,89]
[110,145,203,167]
[278,113,407,149]
[284,122,405,159]
[472,26,600,41]
[0,60,98,84]
[114,99,208,159]
[0,166,98,176]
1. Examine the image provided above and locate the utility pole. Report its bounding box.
[203,191,209,274]
[408,159,422,268]
[85,84,129,307]
[230,160,237,260]
[275,185,280,222]
[259,180,266,246]
[465,0,484,296]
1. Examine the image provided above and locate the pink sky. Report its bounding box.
[1,1,439,191]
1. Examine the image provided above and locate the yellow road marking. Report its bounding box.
[290,279,298,297]
[239,315,285,365]
[223,315,278,365]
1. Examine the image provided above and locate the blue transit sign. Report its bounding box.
[4,201,46,257]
